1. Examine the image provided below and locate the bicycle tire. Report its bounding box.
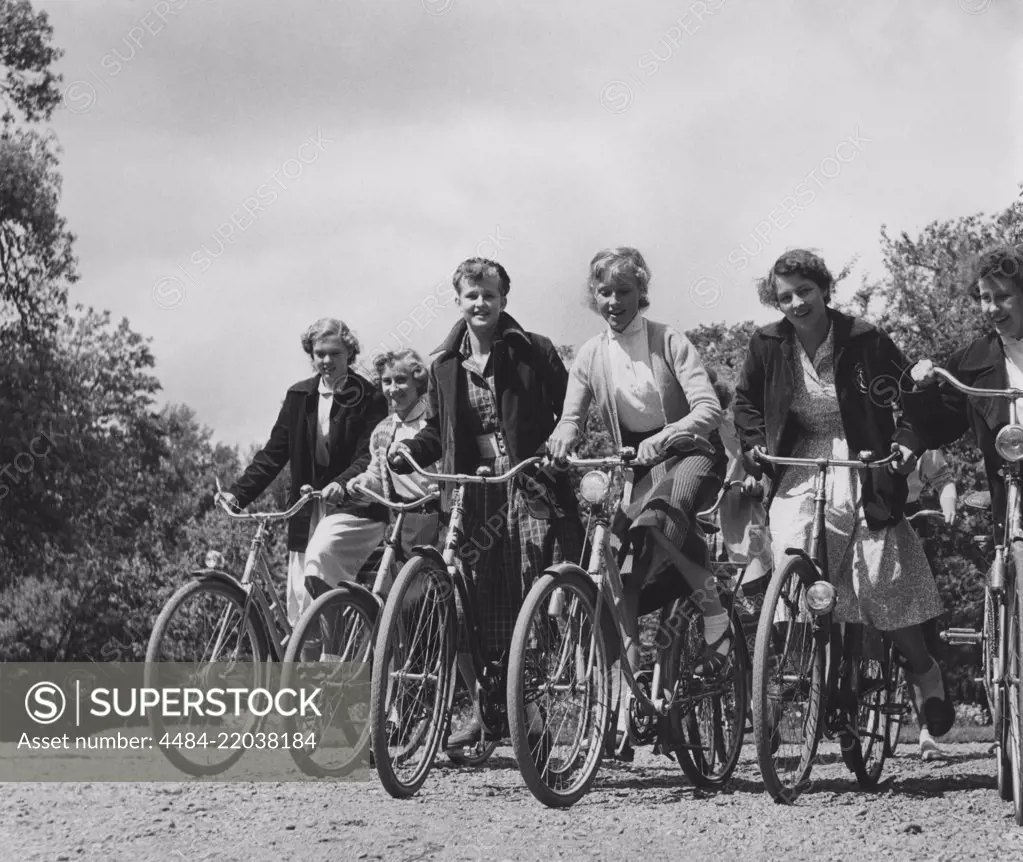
[840,637,892,789]
[1009,542,1023,825]
[145,577,269,776]
[369,554,456,799]
[669,603,749,788]
[985,580,1012,802]
[281,586,377,778]
[884,651,908,758]
[507,569,611,808]
[752,555,826,804]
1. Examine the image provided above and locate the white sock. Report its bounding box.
[703,612,730,653]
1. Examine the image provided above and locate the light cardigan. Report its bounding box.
[558,315,723,447]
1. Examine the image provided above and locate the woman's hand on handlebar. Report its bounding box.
[546,424,578,463]
[910,359,938,388]
[215,490,240,511]
[387,442,414,474]
[320,481,347,504]
[742,445,767,480]
[890,443,917,476]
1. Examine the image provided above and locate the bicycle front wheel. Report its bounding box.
[508,569,611,808]
[281,585,377,778]
[840,635,892,788]
[370,554,456,799]
[145,577,269,776]
[752,556,826,804]
[667,602,749,788]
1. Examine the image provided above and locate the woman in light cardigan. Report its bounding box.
[548,247,730,697]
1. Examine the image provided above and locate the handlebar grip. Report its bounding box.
[299,484,315,496]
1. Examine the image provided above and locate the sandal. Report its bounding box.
[693,626,734,678]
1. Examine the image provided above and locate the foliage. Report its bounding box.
[0,0,63,125]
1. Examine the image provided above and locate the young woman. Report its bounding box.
[733,249,954,737]
[345,348,441,578]
[220,317,389,627]
[389,257,581,746]
[547,247,730,744]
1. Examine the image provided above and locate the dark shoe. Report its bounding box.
[909,664,956,739]
[613,730,635,763]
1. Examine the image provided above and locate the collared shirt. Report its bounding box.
[385,397,435,500]
[316,376,337,466]
[1002,335,1023,420]
[606,313,666,434]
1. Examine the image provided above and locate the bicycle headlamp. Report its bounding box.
[204,550,226,570]
[579,471,610,504]
[995,424,1023,462]
[804,581,836,616]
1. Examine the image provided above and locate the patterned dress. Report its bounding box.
[457,334,579,657]
[768,328,944,630]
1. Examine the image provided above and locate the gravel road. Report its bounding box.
[3,741,1022,862]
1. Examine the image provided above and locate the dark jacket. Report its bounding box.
[228,371,389,551]
[901,331,1012,536]
[733,309,925,529]
[401,312,575,517]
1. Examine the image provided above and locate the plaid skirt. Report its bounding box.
[614,429,725,614]
[458,453,582,657]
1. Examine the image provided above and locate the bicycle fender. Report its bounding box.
[188,569,246,594]
[323,580,383,612]
[541,562,590,579]
[782,549,821,581]
[409,546,447,571]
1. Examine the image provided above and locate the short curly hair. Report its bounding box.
[371,348,430,397]
[300,318,360,364]
[967,243,1023,299]
[586,247,651,313]
[452,257,511,296]
[757,249,834,308]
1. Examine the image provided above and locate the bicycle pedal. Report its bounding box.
[940,627,982,646]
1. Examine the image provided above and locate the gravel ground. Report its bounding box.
[2,741,1022,862]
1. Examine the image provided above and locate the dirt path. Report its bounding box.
[2,742,1021,862]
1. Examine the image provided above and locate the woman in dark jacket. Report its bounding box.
[220,317,388,627]
[908,244,1023,541]
[390,257,580,746]
[734,249,954,737]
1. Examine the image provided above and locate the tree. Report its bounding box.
[0,0,63,126]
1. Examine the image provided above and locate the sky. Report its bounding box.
[34,0,1023,449]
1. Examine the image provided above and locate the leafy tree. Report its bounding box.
[0,0,63,125]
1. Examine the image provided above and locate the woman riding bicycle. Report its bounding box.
[546,246,730,753]
[907,243,1023,543]
[389,257,582,747]
[733,248,955,738]
[220,317,389,629]
[345,348,442,583]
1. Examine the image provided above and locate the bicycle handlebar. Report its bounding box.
[906,508,945,524]
[214,485,322,522]
[393,451,548,485]
[930,365,1023,400]
[561,432,715,469]
[751,447,902,470]
[348,482,440,512]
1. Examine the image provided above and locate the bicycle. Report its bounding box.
[506,436,749,808]
[368,451,548,798]
[924,366,1023,825]
[144,481,322,776]
[278,481,444,778]
[749,446,912,803]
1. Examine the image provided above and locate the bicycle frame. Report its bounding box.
[563,445,734,721]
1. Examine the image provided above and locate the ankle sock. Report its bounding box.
[703,611,730,653]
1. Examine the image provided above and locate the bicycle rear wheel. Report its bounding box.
[668,602,748,788]
[507,569,611,808]
[1009,544,1023,825]
[370,554,456,798]
[145,577,269,776]
[840,636,893,788]
[281,586,377,778]
[752,556,826,804]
